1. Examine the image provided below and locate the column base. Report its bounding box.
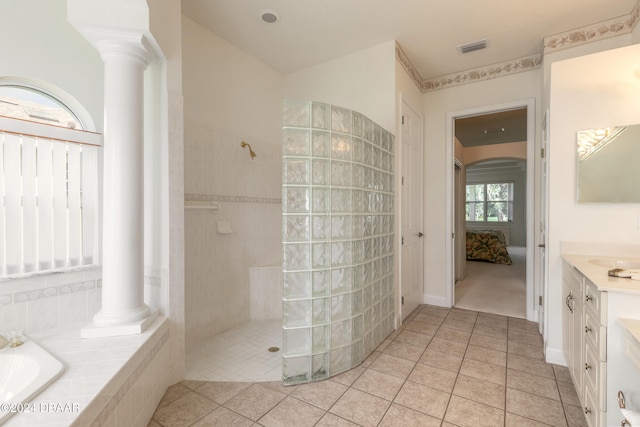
[81,310,157,339]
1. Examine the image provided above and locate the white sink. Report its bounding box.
[588,258,640,270]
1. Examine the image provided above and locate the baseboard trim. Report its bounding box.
[423,295,450,308]
[545,345,566,366]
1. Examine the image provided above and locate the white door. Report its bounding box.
[401,100,424,319]
[538,110,549,336]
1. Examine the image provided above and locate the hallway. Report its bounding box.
[150,305,585,427]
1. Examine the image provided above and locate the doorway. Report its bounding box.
[446,99,537,322]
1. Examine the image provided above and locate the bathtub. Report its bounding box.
[250,263,282,321]
[0,339,64,425]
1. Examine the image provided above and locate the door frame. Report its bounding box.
[444,98,538,322]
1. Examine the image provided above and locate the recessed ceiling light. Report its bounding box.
[259,9,280,24]
[458,39,488,54]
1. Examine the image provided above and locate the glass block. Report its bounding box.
[363,117,374,142]
[311,102,331,130]
[363,143,372,168]
[352,240,364,264]
[312,325,329,352]
[352,215,365,238]
[282,100,310,127]
[331,189,351,213]
[352,313,364,338]
[312,131,330,158]
[283,356,310,385]
[330,345,351,375]
[331,294,352,321]
[364,331,374,355]
[283,327,310,356]
[312,297,329,324]
[283,128,310,156]
[312,187,329,213]
[372,124,381,147]
[331,318,352,347]
[283,215,309,242]
[352,138,365,163]
[352,164,364,189]
[283,158,309,185]
[331,241,352,266]
[312,242,329,268]
[363,285,373,309]
[352,289,363,315]
[331,134,351,160]
[283,187,309,213]
[331,267,352,294]
[364,308,373,331]
[283,271,311,299]
[381,129,389,151]
[311,215,330,241]
[312,270,329,297]
[371,146,379,169]
[352,339,364,366]
[363,167,373,191]
[331,216,351,239]
[283,300,311,327]
[389,134,395,153]
[380,152,389,173]
[330,161,351,187]
[312,353,329,380]
[331,105,351,133]
[283,243,310,270]
[352,111,364,138]
[311,159,329,186]
[352,264,365,289]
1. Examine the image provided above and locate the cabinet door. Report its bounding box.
[571,283,584,394]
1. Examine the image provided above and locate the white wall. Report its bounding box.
[284,41,397,133]
[422,70,541,304]
[547,43,640,360]
[182,16,285,344]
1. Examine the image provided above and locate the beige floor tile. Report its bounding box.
[394,329,433,347]
[378,403,441,427]
[289,379,348,410]
[475,314,508,330]
[329,388,391,427]
[553,364,573,383]
[147,420,162,427]
[465,344,507,367]
[444,395,505,427]
[383,340,425,361]
[427,337,468,356]
[152,391,218,427]
[394,380,450,419]
[460,358,506,386]
[508,318,541,335]
[258,396,325,427]
[453,374,506,409]
[507,368,560,401]
[448,308,479,321]
[505,412,552,426]
[191,406,253,427]
[414,313,446,325]
[330,364,365,386]
[224,383,287,421]
[506,388,568,426]
[473,323,509,340]
[157,382,191,407]
[441,317,475,332]
[507,353,555,379]
[469,332,508,352]
[315,413,360,426]
[369,353,417,378]
[181,380,208,391]
[507,340,545,360]
[195,381,251,404]
[508,329,543,347]
[557,379,580,406]
[408,362,457,393]
[435,326,472,343]
[418,348,463,373]
[403,320,440,335]
[421,304,450,316]
[563,403,588,427]
[262,381,299,395]
[361,350,381,367]
[352,368,404,400]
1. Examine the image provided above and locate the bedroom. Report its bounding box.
[453,108,528,318]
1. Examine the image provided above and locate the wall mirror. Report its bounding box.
[577,124,640,203]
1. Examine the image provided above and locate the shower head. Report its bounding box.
[241,141,257,159]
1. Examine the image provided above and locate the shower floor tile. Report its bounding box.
[185,320,282,382]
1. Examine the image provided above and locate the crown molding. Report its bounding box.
[396,3,640,93]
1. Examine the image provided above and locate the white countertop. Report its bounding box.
[562,254,640,294]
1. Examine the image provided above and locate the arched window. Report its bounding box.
[0,83,101,277]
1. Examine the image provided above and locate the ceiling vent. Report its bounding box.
[458,39,488,54]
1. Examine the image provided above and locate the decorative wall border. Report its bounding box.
[185,193,281,204]
[397,3,639,93]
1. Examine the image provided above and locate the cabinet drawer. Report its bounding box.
[583,382,605,427]
[584,310,606,361]
[583,344,606,409]
[584,280,607,326]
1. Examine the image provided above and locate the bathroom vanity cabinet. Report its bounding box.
[562,256,640,427]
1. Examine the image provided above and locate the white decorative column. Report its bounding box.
[81,35,155,338]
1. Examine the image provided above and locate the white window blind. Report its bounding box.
[0,116,102,277]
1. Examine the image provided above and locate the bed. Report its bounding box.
[466,229,512,265]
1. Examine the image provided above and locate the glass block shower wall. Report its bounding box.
[281,100,395,385]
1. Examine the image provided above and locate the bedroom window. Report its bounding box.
[0,84,101,277]
[466,182,513,222]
